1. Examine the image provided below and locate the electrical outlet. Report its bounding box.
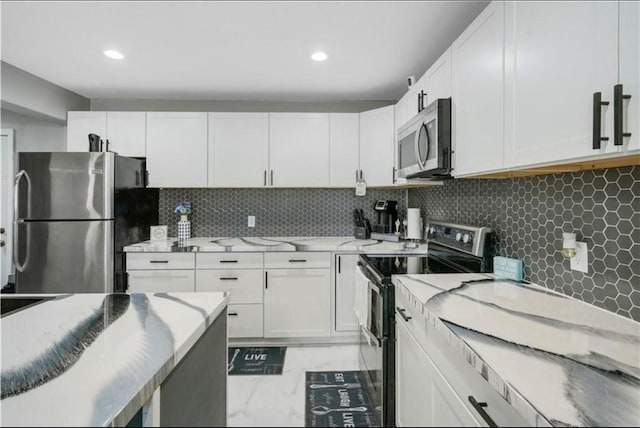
[570,241,588,273]
[248,215,256,228]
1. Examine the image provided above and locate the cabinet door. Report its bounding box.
[452,1,505,177]
[359,105,395,186]
[335,254,360,332]
[66,112,107,152]
[425,48,452,104]
[264,268,330,337]
[504,1,619,166]
[407,75,428,121]
[395,92,410,133]
[208,113,269,187]
[269,113,330,187]
[396,316,431,427]
[329,113,360,187]
[618,1,640,153]
[127,270,195,293]
[146,112,208,188]
[428,357,479,427]
[106,112,146,157]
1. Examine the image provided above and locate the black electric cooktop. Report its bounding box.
[362,243,489,283]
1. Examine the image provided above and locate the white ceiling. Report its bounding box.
[1,1,489,102]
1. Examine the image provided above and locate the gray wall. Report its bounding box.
[159,188,407,238]
[90,98,393,113]
[1,109,66,152]
[407,166,639,322]
[1,62,90,122]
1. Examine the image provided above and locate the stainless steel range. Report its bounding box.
[357,221,492,427]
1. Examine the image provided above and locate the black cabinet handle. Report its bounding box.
[219,260,238,263]
[338,256,341,274]
[264,170,267,186]
[265,271,268,289]
[220,277,238,281]
[418,92,423,113]
[614,84,632,146]
[468,396,497,427]
[149,260,168,264]
[592,92,610,149]
[228,312,239,317]
[288,259,307,263]
[396,307,412,322]
[270,170,274,186]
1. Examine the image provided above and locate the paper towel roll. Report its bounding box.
[406,208,422,240]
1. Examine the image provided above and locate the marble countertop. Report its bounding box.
[0,292,229,427]
[392,273,640,427]
[124,236,428,254]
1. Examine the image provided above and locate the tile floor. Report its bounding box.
[228,345,360,427]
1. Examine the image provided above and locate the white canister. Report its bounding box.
[406,208,422,240]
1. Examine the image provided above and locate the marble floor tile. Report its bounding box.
[228,344,360,427]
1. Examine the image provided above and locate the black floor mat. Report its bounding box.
[305,371,379,427]
[227,346,287,375]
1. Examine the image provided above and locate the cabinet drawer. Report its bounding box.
[127,270,195,293]
[264,252,331,269]
[196,269,264,304]
[227,304,264,338]
[196,252,263,270]
[395,284,429,352]
[127,253,195,270]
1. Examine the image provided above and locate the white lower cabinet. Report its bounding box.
[335,254,360,332]
[195,269,263,304]
[227,304,264,338]
[127,270,195,293]
[264,268,330,338]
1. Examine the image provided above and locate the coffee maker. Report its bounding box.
[373,200,398,233]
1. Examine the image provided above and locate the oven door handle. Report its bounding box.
[361,325,382,348]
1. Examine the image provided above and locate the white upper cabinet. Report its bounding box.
[407,74,428,121]
[105,112,146,157]
[360,105,396,186]
[395,92,411,133]
[67,112,146,157]
[452,1,505,177]
[504,1,619,167]
[617,1,640,153]
[145,112,208,188]
[425,48,452,104]
[269,113,330,187]
[329,113,360,187]
[66,112,107,152]
[208,113,269,187]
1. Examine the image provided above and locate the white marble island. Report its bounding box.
[393,273,640,427]
[1,292,229,427]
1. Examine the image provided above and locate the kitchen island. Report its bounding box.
[393,273,640,427]
[1,292,229,427]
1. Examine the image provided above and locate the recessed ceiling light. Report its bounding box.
[104,50,124,60]
[311,51,328,62]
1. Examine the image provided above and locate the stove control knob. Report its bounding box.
[455,232,462,242]
[463,234,471,244]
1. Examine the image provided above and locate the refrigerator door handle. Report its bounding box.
[13,170,32,272]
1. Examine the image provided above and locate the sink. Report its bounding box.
[0,297,53,318]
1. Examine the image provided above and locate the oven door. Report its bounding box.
[358,267,384,424]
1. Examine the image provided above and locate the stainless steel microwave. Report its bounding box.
[397,98,452,179]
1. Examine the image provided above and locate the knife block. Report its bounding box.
[354,226,371,240]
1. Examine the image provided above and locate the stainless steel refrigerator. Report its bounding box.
[14,152,158,293]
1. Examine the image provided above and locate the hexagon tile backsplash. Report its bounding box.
[159,188,407,238]
[408,166,639,322]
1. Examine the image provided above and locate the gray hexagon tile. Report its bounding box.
[159,188,407,238]
[408,165,640,322]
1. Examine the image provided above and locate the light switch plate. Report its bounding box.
[248,215,256,228]
[570,241,588,273]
